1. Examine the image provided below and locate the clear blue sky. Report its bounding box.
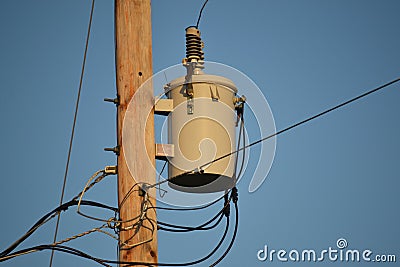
[0,0,399,266]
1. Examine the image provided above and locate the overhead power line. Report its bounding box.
[195,77,400,171]
[49,0,96,266]
[151,76,400,189]
[196,0,210,28]
[3,74,398,266]
[0,189,239,267]
[0,167,238,266]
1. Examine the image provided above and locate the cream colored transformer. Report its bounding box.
[165,73,238,193]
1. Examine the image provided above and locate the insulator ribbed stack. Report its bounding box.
[185,27,204,62]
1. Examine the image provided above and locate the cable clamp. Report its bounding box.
[104,165,118,175]
[107,217,120,230]
[223,193,231,217]
[233,95,246,107]
[234,95,246,126]
[139,183,150,196]
[192,167,204,175]
[231,187,238,204]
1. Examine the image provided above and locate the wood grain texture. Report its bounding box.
[115,0,157,264]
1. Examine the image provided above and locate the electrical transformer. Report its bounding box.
[163,27,243,193]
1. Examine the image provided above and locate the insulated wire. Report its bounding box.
[158,212,224,233]
[236,115,246,180]
[198,78,400,170]
[113,215,230,266]
[0,200,117,258]
[152,190,226,211]
[196,0,210,28]
[150,77,400,189]
[233,107,245,183]
[49,0,96,266]
[153,110,244,212]
[0,169,117,262]
[1,217,231,267]
[157,194,230,232]
[118,192,157,250]
[1,245,112,267]
[76,171,116,222]
[209,200,239,267]
[1,191,237,266]
[5,20,397,266]
[157,161,168,197]
[1,175,238,266]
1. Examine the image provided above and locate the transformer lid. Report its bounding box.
[165,74,238,93]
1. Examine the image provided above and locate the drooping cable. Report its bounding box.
[202,77,400,170]
[1,215,230,267]
[1,189,237,267]
[1,168,117,259]
[4,64,397,267]
[118,191,157,250]
[233,103,246,183]
[157,161,168,197]
[1,244,112,267]
[158,213,224,233]
[76,171,116,222]
[157,193,230,232]
[49,0,96,266]
[153,191,226,211]
[196,0,210,28]
[151,77,400,189]
[209,187,239,267]
[0,199,117,258]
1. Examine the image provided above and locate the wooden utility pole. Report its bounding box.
[115,0,157,264]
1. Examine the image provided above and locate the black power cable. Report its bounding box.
[234,105,246,182]
[199,77,400,171]
[1,174,233,266]
[0,217,231,267]
[150,77,400,189]
[0,199,117,258]
[0,190,239,267]
[209,187,239,267]
[158,213,224,233]
[157,199,228,232]
[0,244,111,267]
[196,0,210,28]
[153,191,226,211]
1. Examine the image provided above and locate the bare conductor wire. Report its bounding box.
[49,0,96,266]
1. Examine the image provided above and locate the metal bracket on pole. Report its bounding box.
[155,144,174,160]
[104,95,120,106]
[104,145,120,156]
[154,98,173,115]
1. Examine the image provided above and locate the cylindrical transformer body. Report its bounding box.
[165,74,238,193]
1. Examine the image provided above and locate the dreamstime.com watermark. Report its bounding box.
[257,238,396,263]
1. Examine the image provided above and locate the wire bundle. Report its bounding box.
[0,165,240,267]
[2,0,399,263]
